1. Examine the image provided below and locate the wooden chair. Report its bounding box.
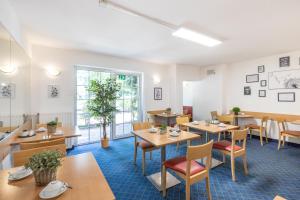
[176,116,191,150]
[245,116,269,146]
[162,140,213,200]
[133,122,158,175]
[20,138,65,150]
[277,118,300,150]
[210,111,218,120]
[213,129,248,181]
[13,144,66,167]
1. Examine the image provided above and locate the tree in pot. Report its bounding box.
[87,78,120,148]
[25,150,63,186]
[232,107,241,115]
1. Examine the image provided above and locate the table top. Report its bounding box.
[233,114,253,118]
[155,113,179,118]
[0,152,115,200]
[10,127,81,145]
[291,120,300,125]
[132,127,200,147]
[184,121,239,133]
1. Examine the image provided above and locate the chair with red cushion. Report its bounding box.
[162,140,213,200]
[213,129,248,181]
[133,122,158,175]
[277,118,300,150]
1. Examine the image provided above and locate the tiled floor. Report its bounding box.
[68,136,300,200]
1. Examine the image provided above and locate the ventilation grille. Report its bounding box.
[206,69,216,76]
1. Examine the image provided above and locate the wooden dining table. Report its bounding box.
[184,121,239,167]
[10,127,81,146]
[0,152,115,200]
[132,127,200,191]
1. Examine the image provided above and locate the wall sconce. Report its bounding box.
[46,66,61,77]
[0,65,17,75]
[153,75,161,84]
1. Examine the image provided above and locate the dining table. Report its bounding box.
[10,127,81,146]
[0,152,115,200]
[291,120,300,125]
[132,127,200,191]
[183,121,239,167]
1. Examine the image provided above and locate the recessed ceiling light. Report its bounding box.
[172,27,222,47]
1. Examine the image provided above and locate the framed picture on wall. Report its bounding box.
[278,92,295,102]
[259,90,266,97]
[244,86,251,95]
[48,85,60,98]
[246,74,259,83]
[258,65,265,73]
[260,80,267,87]
[154,87,162,100]
[0,83,15,98]
[279,56,290,67]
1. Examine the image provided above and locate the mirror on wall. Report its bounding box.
[0,23,31,140]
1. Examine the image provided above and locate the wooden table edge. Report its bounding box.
[9,134,82,145]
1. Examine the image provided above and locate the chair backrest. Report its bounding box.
[132,122,152,131]
[20,138,65,150]
[217,115,234,124]
[13,144,66,167]
[231,129,248,151]
[176,116,189,125]
[277,118,287,132]
[186,140,213,173]
[210,111,218,120]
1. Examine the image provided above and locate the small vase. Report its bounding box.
[33,169,57,186]
[47,125,57,134]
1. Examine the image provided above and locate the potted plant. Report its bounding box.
[25,150,63,186]
[160,124,167,134]
[47,121,58,134]
[87,78,120,148]
[166,107,171,114]
[232,107,241,115]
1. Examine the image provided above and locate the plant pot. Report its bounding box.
[33,169,57,186]
[234,112,239,115]
[47,125,57,134]
[101,138,109,148]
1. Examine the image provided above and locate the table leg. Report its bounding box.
[146,145,180,191]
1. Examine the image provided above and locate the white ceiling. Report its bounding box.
[10,0,300,66]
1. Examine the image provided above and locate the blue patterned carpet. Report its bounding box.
[67,136,300,200]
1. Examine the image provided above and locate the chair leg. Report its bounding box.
[206,176,212,200]
[278,135,281,150]
[282,136,285,147]
[231,156,236,181]
[142,151,146,175]
[162,165,167,197]
[134,142,137,165]
[259,130,263,146]
[185,180,190,200]
[242,154,248,175]
[176,142,179,151]
[223,153,226,163]
[265,129,268,143]
[249,129,252,139]
[150,151,152,160]
[218,133,221,141]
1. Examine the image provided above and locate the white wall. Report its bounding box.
[30,45,172,126]
[182,81,194,106]
[0,0,30,55]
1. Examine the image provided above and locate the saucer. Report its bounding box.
[8,167,32,181]
[39,180,68,199]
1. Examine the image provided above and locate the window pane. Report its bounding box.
[101,72,111,82]
[116,100,123,111]
[123,123,132,135]
[89,71,101,81]
[123,112,132,123]
[77,70,89,85]
[124,99,131,112]
[77,86,88,100]
[77,100,87,111]
[115,112,123,124]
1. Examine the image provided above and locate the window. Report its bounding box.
[75,66,142,144]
